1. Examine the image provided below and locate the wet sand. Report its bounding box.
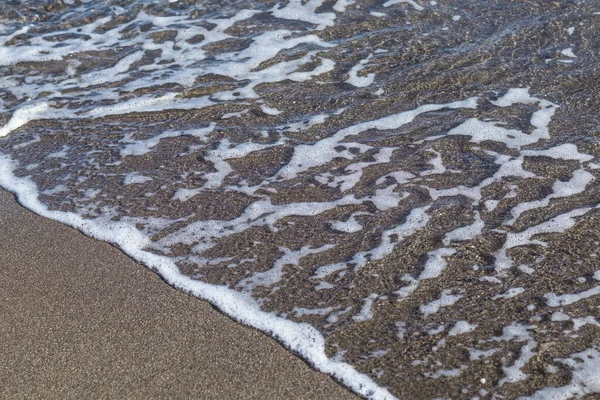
[0,188,358,400]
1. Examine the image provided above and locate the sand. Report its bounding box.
[0,188,358,400]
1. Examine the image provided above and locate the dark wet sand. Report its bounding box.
[0,188,358,400]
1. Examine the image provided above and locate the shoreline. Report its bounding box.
[0,188,358,399]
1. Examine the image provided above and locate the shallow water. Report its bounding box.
[1,0,600,398]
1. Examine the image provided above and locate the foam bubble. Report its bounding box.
[383,0,425,11]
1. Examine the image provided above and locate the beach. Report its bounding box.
[1,0,600,398]
[0,188,357,400]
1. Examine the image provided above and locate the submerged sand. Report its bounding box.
[0,188,357,400]
[1,1,600,398]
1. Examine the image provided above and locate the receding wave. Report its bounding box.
[1,1,600,398]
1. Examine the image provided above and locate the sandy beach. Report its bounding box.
[0,188,358,400]
[2,1,600,398]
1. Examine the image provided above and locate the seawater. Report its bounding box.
[1,1,600,398]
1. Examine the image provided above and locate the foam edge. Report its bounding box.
[0,153,396,400]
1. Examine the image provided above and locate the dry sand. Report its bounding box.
[0,188,358,400]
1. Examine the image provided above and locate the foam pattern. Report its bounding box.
[1,1,600,398]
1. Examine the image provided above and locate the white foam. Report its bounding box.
[329,213,364,233]
[172,188,202,203]
[468,348,498,361]
[490,88,538,107]
[448,320,477,336]
[66,51,145,88]
[123,173,153,185]
[120,124,216,157]
[280,112,333,134]
[11,134,40,149]
[396,247,456,299]
[0,154,395,400]
[329,147,396,192]
[326,306,353,325]
[156,194,362,256]
[0,102,51,138]
[504,169,594,225]
[315,281,335,290]
[87,94,215,119]
[0,16,112,66]
[420,149,455,176]
[333,0,356,12]
[443,212,484,245]
[545,285,600,307]
[46,146,69,159]
[366,349,390,359]
[504,207,592,250]
[293,306,337,317]
[271,0,336,30]
[260,104,282,116]
[42,185,67,195]
[312,263,348,280]
[0,8,339,136]
[278,97,478,180]
[424,365,466,379]
[492,287,525,300]
[561,48,577,58]
[370,185,408,211]
[346,55,376,88]
[208,31,335,100]
[383,0,424,11]
[238,245,334,293]
[428,325,446,335]
[377,170,415,185]
[313,204,431,288]
[570,316,600,331]
[222,110,249,119]
[494,205,594,272]
[448,117,549,149]
[355,205,431,272]
[521,144,593,162]
[420,289,463,316]
[523,347,600,399]
[353,294,378,322]
[2,11,596,393]
[552,312,571,322]
[493,323,537,385]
